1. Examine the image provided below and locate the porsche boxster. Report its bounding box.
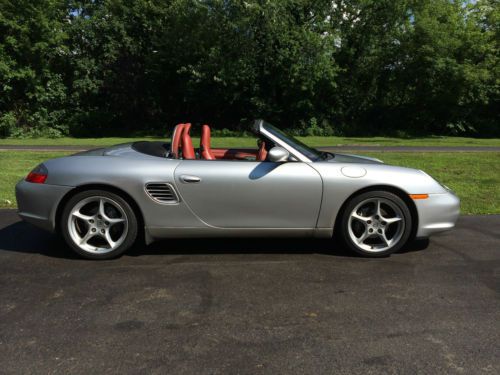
[16,120,460,259]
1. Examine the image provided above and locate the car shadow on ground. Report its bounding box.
[0,221,430,260]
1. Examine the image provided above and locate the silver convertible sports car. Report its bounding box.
[16,120,460,259]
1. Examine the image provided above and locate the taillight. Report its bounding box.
[26,164,48,184]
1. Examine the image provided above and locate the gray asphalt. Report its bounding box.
[0,210,499,374]
[1,144,500,152]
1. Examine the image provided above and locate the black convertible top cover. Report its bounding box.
[132,141,170,158]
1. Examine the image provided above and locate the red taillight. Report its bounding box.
[26,172,47,184]
[26,164,48,184]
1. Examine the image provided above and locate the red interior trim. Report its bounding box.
[211,148,258,160]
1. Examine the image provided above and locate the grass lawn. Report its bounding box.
[1,151,498,215]
[1,151,70,208]
[1,135,500,148]
[364,152,500,215]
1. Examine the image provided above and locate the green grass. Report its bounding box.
[1,151,498,215]
[1,151,70,209]
[1,135,500,148]
[364,152,500,215]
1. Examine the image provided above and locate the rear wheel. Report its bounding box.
[61,190,138,259]
[339,191,412,257]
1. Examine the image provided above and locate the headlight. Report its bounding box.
[420,170,453,193]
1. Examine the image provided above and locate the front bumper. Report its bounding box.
[414,191,460,238]
[15,179,74,232]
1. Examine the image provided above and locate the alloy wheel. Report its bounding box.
[347,197,405,253]
[67,196,129,254]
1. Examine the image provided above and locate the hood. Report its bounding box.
[328,153,384,164]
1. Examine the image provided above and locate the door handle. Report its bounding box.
[180,175,201,183]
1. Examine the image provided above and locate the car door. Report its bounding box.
[173,160,322,228]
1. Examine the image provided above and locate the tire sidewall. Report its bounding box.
[340,190,412,257]
[61,190,138,260]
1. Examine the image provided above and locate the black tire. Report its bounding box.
[61,190,138,260]
[338,190,412,257]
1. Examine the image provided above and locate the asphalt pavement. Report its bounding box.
[0,210,499,374]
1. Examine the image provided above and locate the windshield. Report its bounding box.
[261,122,322,161]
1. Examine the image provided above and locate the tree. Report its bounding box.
[0,0,498,137]
[0,0,69,136]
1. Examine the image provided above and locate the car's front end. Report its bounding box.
[411,176,460,238]
[312,152,461,243]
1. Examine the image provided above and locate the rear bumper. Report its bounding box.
[415,191,460,238]
[15,179,74,232]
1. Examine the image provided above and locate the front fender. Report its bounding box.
[311,162,447,230]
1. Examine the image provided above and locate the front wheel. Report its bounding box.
[61,190,138,259]
[339,191,412,257]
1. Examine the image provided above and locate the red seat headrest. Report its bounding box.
[200,124,215,160]
[181,123,196,159]
[171,123,185,159]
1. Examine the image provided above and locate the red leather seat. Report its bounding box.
[257,140,267,161]
[171,123,185,159]
[181,123,196,159]
[200,124,215,160]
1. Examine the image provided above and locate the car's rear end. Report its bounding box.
[16,163,74,232]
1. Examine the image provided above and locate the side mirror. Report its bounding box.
[267,147,290,163]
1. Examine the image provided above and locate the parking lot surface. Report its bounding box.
[0,210,499,374]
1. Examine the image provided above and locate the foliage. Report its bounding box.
[0,0,498,137]
[0,0,69,137]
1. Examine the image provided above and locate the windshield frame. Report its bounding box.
[254,120,322,162]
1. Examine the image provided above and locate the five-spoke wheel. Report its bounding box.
[61,190,138,259]
[340,191,412,257]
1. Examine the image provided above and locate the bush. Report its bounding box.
[0,112,17,137]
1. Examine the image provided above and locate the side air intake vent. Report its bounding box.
[145,183,179,204]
